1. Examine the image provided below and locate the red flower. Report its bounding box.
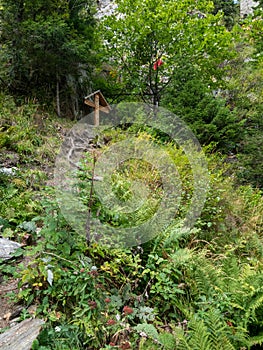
[88,300,97,309]
[109,342,116,347]
[153,58,164,70]
[107,319,116,326]
[105,297,111,303]
[123,306,133,315]
[158,58,164,66]
[120,342,131,349]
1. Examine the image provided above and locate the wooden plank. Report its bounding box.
[0,318,44,350]
[84,100,110,113]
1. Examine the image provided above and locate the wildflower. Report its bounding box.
[107,319,116,326]
[123,306,133,315]
[88,300,97,309]
[140,331,147,337]
[55,326,61,332]
[120,341,131,349]
[105,297,111,303]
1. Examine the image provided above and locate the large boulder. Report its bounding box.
[0,238,21,261]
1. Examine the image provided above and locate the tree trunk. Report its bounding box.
[56,74,61,117]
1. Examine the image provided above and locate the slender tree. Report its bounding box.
[100,0,234,106]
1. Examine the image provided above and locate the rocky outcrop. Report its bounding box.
[240,0,259,17]
[96,0,117,19]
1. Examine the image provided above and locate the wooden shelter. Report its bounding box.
[84,90,111,126]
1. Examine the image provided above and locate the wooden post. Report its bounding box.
[94,93,100,126]
[84,90,111,126]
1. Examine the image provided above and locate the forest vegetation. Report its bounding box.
[0,0,263,349]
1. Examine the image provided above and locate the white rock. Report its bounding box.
[0,167,17,176]
[0,238,21,260]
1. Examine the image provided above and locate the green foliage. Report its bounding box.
[174,309,238,350]
[0,99,262,349]
[100,0,233,105]
[0,93,69,163]
[0,170,42,225]
[4,159,262,350]
[223,40,263,188]
[212,0,239,29]
[0,6,262,346]
[0,0,97,116]
[162,70,243,153]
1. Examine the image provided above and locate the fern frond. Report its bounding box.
[247,331,263,347]
[173,320,212,350]
[173,325,192,350]
[187,319,212,350]
[204,310,235,350]
[191,256,222,297]
[169,248,193,266]
[245,292,263,326]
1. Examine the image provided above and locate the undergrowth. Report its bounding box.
[0,97,263,349]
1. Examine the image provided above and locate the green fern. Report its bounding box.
[245,292,263,326]
[174,309,239,350]
[175,318,212,350]
[203,310,236,350]
[247,332,263,347]
[190,253,223,298]
[158,332,176,350]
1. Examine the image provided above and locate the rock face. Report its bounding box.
[96,0,117,19]
[0,238,21,260]
[240,0,259,16]
[0,318,44,350]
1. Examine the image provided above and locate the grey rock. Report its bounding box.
[0,318,44,350]
[0,238,21,260]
